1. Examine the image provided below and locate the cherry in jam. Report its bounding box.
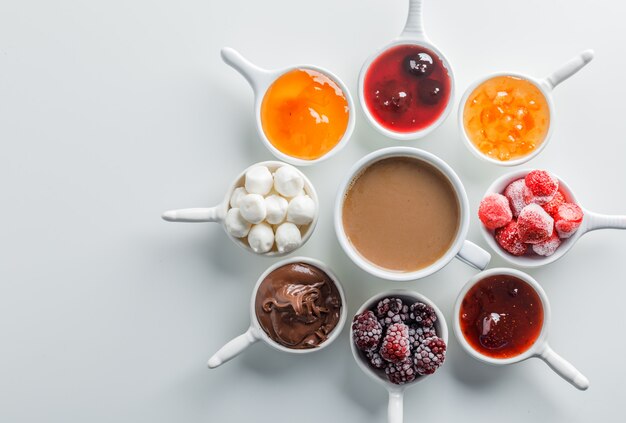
[459,275,544,359]
[364,44,451,133]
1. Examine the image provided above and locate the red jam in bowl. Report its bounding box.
[459,274,544,359]
[363,44,451,133]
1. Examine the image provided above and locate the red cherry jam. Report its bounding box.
[363,44,451,133]
[459,275,544,359]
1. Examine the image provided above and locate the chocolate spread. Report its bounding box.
[255,263,342,349]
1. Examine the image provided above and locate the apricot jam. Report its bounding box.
[463,76,550,162]
[363,44,451,133]
[459,275,544,359]
[260,69,349,161]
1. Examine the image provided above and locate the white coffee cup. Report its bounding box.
[334,147,491,281]
[453,268,589,390]
[221,47,355,166]
[480,169,626,267]
[207,257,347,368]
[358,0,455,140]
[162,161,318,257]
[350,290,448,423]
[459,50,594,166]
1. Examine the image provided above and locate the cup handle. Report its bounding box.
[387,390,404,423]
[583,211,626,232]
[542,49,594,91]
[399,0,427,41]
[161,206,224,223]
[537,344,589,390]
[221,47,274,94]
[207,327,261,369]
[456,240,491,270]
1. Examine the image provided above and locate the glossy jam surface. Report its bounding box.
[459,275,544,359]
[463,76,550,162]
[261,69,350,160]
[363,44,451,133]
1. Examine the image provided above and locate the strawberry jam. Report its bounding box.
[363,44,451,133]
[459,275,543,359]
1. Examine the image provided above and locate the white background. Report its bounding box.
[1,0,625,422]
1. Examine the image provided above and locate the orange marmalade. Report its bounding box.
[261,69,349,160]
[463,76,550,162]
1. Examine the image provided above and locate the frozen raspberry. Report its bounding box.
[554,203,584,238]
[504,179,530,217]
[408,325,436,350]
[376,298,408,326]
[542,190,566,217]
[495,220,528,256]
[478,193,513,230]
[385,357,417,385]
[414,336,446,375]
[524,170,559,204]
[366,351,386,369]
[477,312,516,350]
[517,204,554,244]
[352,311,383,352]
[532,232,561,256]
[380,323,411,364]
[409,302,437,328]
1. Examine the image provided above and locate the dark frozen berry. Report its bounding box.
[380,323,411,363]
[408,325,437,350]
[414,336,446,375]
[385,357,417,385]
[372,81,412,113]
[418,78,444,105]
[477,312,516,350]
[352,311,383,352]
[366,350,386,369]
[404,53,434,77]
[409,302,437,328]
[376,297,408,326]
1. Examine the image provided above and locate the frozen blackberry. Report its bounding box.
[376,297,408,326]
[380,322,411,363]
[366,351,386,369]
[414,336,446,375]
[352,311,383,352]
[385,357,417,385]
[408,325,437,350]
[409,302,437,328]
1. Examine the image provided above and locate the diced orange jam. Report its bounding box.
[463,76,550,162]
[261,69,350,160]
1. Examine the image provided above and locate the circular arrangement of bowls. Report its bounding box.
[157,0,622,422]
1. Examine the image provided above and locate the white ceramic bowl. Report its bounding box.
[358,0,455,140]
[480,169,626,267]
[221,47,355,166]
[208,257,347,368]
[350,290,448,423]
[161,161,319,257]
[334,147,490,281]
[459,50,594,166]
[453,268,589,390]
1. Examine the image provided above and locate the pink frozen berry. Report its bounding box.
[495,220,528,256]
[504,179,530,217]
[517,204,554,244]
[524,170,559,205]
[532,232,562,257]
[479,193,513,230]
[554,203,584,238]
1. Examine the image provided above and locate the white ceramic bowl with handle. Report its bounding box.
[221,47,355,166]
[459,50,594,166]
[350,289,448,423]
[358,0,455,140]
[453,268,589,390]
[480,169,626,267]
[334,147,491,281]
[162,161,319,257]
[207,257,347,368]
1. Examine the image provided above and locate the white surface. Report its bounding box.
[1,0,625,422]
